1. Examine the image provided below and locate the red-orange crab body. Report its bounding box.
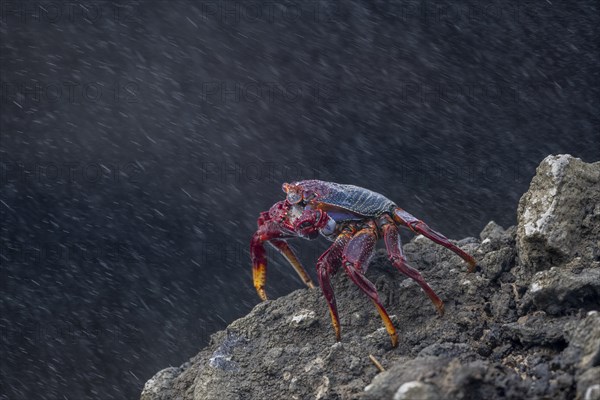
[250,180,478,347]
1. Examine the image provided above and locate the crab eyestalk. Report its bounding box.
[283,182,304,204]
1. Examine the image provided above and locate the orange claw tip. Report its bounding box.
[255,288,268,301]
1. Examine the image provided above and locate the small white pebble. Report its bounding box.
[291,310,316,323]
[530,282,542,293]
[304,357,324,373]
[400,279,416,288]
[394,381,429,400]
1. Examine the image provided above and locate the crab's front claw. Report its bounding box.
[251,232,268,301]
[251,212,317,301]
[293,209,329,239]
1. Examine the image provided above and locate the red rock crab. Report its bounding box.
[250,180,478,347]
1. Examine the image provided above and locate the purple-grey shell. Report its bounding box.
[293,180,396,218]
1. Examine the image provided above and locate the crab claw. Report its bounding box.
[293,209,328,239]
[251,232,269,301]
[251,209,317,301]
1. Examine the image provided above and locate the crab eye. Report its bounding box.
[287,191,302,204]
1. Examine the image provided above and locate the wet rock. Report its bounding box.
[502,312,569,346]
[417,342,473,359]
[392,381,440,400]
[140,155,600,400]
[476,222,517,283]
[563,311,600,371]
[521,260,600,315]
[516,156,600,316]
[480,246,515,281]
[140,366,183,400]
[480,220,506,242]
[517,155,600,273]
[363,357,526,400]
[479,221,516,250]
[362,357,449,399]
[208,331,247,372]
[577,367,600,400]
[288,309,318,329]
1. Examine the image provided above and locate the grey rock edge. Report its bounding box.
[141,155,600,400]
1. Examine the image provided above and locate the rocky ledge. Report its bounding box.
[141,155,600,400]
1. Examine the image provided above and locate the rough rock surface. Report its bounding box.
[516,155,600,272]
[141,155,600,400]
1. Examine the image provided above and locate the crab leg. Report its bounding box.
[393,208,478,272]
[380,215,445,316]
[269,239,315,289]
[315,230,353,342]
[342,226,398,347]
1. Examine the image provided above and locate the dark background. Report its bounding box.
[1,1,598,399]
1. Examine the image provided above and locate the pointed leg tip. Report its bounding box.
[334,325,342,342]
[391,335,399,348]
[436,302,445,317]
[468,263,482,273]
